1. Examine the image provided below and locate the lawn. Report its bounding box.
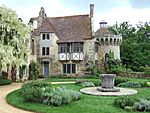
[44,76,150,82]
[6,81,150,113]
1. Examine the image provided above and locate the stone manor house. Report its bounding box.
[28,4,122,77]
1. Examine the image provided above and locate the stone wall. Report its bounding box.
[84,39,95,62]
[98,45,120,60]
[117,72,150,78]
[50,61,62,76]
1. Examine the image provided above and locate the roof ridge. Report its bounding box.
[29,14,90,22]
[48,14,89,19]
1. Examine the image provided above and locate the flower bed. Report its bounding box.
[20,80,81,106]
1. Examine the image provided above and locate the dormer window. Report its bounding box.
[42,33,52,40]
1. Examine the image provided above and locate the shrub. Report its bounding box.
[28,61,40,80]
[124,106,133,111]
[79,82,95,87]
[109,66,128,74]
[114,77,128,86]
[95,73,100,77]
[20,81,49,102]
[50,94,62,106]
[139,81,150,87]
[91,80,101,86]
[133,99,150,112]
[114,96,138,109]
[57,87,81,101]
[75,80,95,87]
[41,87,81,106]
[61,92,72,104]
[144,66,150,75]
[115,97,150,112]
[41,92,53,105]
[68,89,81,101]
[117,82,141,88]
[95,68,104,76]
[21,86,43,102]
[0,79,12,86]
[145,82,150,87]
[19,65,26,79]
[21,80,49,88]
[21,81,80,106]
[75,80,89,85]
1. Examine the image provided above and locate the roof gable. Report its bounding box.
[33,18,55,35]
[32,14,92,42]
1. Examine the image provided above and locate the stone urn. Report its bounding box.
[97,74,120,92]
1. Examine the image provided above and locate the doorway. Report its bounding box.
[43,62,49,77]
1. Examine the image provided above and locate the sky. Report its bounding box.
[1,0,150,31]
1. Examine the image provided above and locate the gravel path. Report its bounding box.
[0,81,75,113]
[0,83,34,113]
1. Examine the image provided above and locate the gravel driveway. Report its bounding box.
[0,83,33,113]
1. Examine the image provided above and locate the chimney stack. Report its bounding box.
[90,4,94,17]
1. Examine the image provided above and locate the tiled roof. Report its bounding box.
[33,18,55,35]
[33,15,92,42]
[96,28,113,35]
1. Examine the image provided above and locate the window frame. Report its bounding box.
[62,64,76,74]
[42,47,49,55]
[59,43,70,53]
[42,33,53,40]
[72,42,83,53]
[42,34,45,40]
[58,42,83,53]
[42,47,45,55]
[46,47,49,55]
[31,39,34,55]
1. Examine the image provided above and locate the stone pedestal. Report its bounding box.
[101,74,115,88]
[97,74,120,92]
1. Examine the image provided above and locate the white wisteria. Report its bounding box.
[0,5,30,74]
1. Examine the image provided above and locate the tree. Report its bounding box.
[0,6,30,81]
[109,22,150,72]
[109,21,136,39]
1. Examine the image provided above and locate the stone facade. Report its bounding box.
[95,21,122,69]
[27,5,121,78]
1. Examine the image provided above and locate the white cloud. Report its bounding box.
[94,5,150,31]
[0,0,80,24]
[1,0,150,30]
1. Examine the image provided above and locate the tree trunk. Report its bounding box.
[7,66,12,80]
[11,66,17,82]
[2,71,8,79]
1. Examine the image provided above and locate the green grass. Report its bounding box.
[44,78,79,82]
[6,83,150,113]
[44,76,150,82]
